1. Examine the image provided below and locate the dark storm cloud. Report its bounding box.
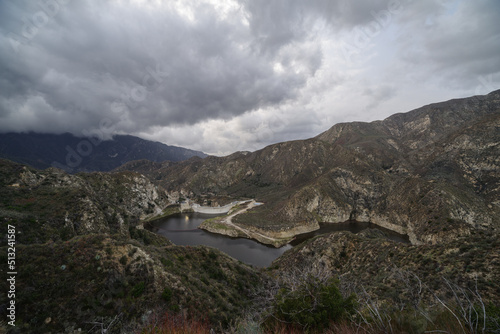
[0,0,326,135]
[0,0,499,154]
[239,0,398,52]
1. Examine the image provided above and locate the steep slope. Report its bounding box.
[0,233,261,333]
[0,159,264,332]
[270,229,500,329]
[0,159,170,244]
[0,132,206,173]
[120,90,500,246]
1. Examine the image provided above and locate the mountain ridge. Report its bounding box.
[0,132,207,173]
[119,90,500,246]
[1,91,499,333]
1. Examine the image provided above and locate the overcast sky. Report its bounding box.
[1,0,499,155]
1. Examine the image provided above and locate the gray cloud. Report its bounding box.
[363,85,396,110]
[0,0,498,155]
[394,0,500,88]
[0,0,325,136]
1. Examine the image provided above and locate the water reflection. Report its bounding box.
[291,221,410,246]
[148,213,409,267]
[148,213,292,267]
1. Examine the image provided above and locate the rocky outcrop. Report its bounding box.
[0,159,171,244]
[120,90,500,246]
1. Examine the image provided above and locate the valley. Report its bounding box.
[121,89,500,248]
[0,90,499,333]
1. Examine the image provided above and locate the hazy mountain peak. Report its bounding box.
[0,132,206,173]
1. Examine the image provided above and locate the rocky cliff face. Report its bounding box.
[121,90,500,246]
[0,159,170,244]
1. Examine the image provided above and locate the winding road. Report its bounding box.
[216,200,285,244]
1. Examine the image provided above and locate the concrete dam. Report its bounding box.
[181,201,247,214]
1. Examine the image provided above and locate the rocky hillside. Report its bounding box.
[273,229,500,304]
[0,133,206,173]
[0,233,261,333]
[0,87,499,332]
[0,159,264,333]
[120,90,500,246]
[267,228,500,333]
[0,159,171,244]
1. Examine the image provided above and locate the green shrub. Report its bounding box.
[160,257,173,267]
[169,304,180,312]
[208,251,218,260]
[485,303,500,333]
[162,287,173,302]
[131,281,145,297]
[201,262,226,281]
[267,278,356,330]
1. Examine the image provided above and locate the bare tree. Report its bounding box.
[86,313,121,334]
[432,276,487,334]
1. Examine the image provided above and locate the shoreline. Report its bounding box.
[198,200,298,248]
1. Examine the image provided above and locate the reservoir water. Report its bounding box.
[148,213,409,267]
[148,213,292,267]
[290,221,410,246]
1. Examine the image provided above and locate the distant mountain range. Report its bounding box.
[0,132,207,173]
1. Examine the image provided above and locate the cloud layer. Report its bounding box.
[1,0,499,155]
